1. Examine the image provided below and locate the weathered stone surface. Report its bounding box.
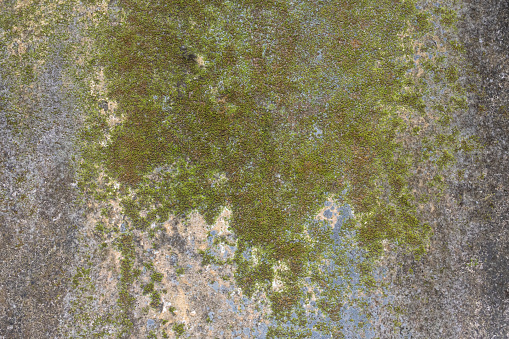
[0,41,83,337]
[373,1,509,337]
[1,0,509,338]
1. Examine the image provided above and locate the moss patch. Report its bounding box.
[68,0,483,335]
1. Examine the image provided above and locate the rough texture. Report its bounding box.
[1,0,509,338]
[375,0,509,337]
[457,0,509,335]
[0,40,83,337]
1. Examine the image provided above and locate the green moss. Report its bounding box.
[151,272,164,283]
[448,39,465,54]
[414,12,433,32]
[63,0,485,334]
[168,306,177,316]
[434,5,458,29]
[437,149,455,171]
[172,322,186,337]
[115,233,136,337]
[133,268,142,279]
[444,65,459,83]
[143,261,155,271]
[142,282,154,295]
[94,222,106,234]
[72,267,92,289]
[150,290,161,308]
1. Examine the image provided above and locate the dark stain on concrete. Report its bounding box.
[0,42,83,338]
[376,1,509,337]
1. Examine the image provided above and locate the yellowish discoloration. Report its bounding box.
[89,67,107,97]
[120,206,270,337]
[210,207,232,236]
[195,55,206,67]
